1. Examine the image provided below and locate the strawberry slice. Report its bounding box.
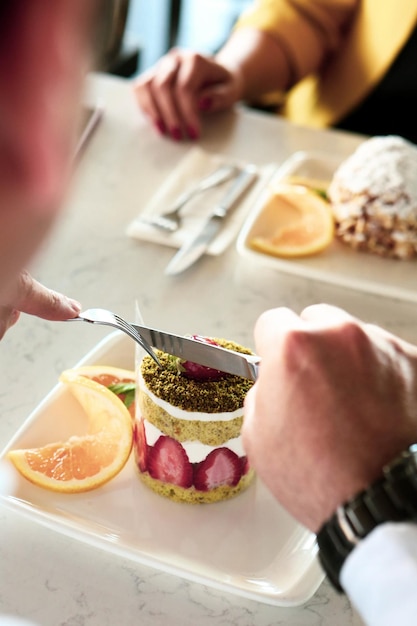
[191,334,217,345]
[194,447,242,491]
[148,435,193,488]
[134,418,149,472]
[240,455,250,476]
[178,335,226,381]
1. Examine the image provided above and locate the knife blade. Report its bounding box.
[165,165,257,275]
[132,322,260,381]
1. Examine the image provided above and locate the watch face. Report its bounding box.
[385,445,417,475]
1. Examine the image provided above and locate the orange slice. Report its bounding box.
[69,364,135,387]
[67,365,136,418]
[249,185,334,258]
[7,370,134,493]
[284,175,330,198]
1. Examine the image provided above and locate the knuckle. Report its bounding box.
[153,72,175,91]
[190,52,206,68]
[47,289,61,310]
[167,46,181,56]
[18,269,34,298]
[135,79,152,99]
[340,320,369,348]
[281,328,313,372]
[173,76,192,98]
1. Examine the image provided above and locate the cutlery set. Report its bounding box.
[66,308,260,381]
[141,163,257,274]
[65,169,261,374]
[141,164,239,233]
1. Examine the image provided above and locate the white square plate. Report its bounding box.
[0,332,324,607]
[237,151,417,303]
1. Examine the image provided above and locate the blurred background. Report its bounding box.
[97,0,252,78]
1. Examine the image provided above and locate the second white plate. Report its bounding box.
[237,151,417,303]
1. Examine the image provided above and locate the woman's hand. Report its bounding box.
[134,48,244,141]
[0,270,81,340]
[134,28,297,142]
[243,304,417,532]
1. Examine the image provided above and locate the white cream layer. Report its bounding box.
[143,419,245,463]
[138,369,244,422]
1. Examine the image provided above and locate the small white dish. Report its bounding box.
[0,332,324,607]
[237,151,417,303]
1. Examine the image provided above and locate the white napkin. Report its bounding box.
[126,146,275,256]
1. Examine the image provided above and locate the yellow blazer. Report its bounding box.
[235,0,417,127]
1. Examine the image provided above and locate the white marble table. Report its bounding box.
[1,73,416,626]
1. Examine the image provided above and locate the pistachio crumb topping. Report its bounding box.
[140,338,254,413]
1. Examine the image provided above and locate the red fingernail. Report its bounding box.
[198,97,212,111]
[187,125,199,140]
[170,126,182,141]
[155,119,166,135]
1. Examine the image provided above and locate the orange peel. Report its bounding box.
[8,370,134,493]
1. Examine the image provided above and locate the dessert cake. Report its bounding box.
[328,135,417,259]
[133,337,255,503]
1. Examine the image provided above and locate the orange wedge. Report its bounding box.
[70,364,135,388]
[7,371,134,493]
[67,365,136,418]
[249,185,334,258]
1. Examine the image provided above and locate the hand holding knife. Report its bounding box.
[165,165,257,275]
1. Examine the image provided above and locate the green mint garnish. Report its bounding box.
[313,188,329,201]
[108,382,136,409]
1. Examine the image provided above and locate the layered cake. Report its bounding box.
[133,337,255,503]
[328,135,417,259]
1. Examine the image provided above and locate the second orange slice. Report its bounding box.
[249,185,334,258]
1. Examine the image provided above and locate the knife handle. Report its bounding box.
[213,165,257,218]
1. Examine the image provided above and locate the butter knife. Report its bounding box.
[165,165,257,275]
[65,309,260,380]
[132,322,260,381]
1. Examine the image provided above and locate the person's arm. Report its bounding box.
[134,0,357,139]
[0,1,95,338]
[232,0,358,91]
[214,28,292,103]
[242,304,417,621]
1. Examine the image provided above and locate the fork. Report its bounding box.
[141,163,239,232]
[65,308,161,367]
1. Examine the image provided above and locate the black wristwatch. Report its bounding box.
[316,444,417,592]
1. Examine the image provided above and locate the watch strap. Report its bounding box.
[317,444,417,592]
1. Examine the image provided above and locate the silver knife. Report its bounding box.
[65,310,260,380]
[165,165,257,275]
[132,322,260,381]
